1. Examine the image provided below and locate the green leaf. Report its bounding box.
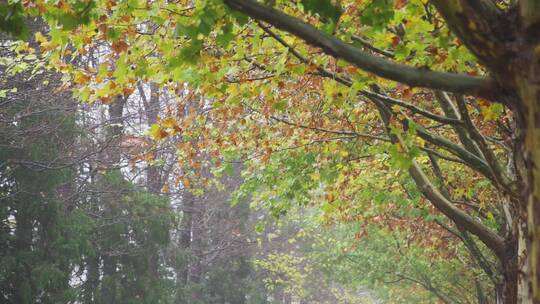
[255,222,266,233]
[301,0,342,24]
[359,0,394,28]
[216,23,235,48]
[180,39,203,62]
[0,2,28,39]
[272,100,287,111]
[175,22,199,39]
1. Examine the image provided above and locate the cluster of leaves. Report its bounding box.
[11,0,512,301]
[249,204,488,303]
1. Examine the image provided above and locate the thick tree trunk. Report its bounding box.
[515,2,540,302]
[500,239,519,304]
[518,223,531,303]
[515,77,540,303]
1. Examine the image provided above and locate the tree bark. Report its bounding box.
[189,196,203,302]
[85,255,100,303]
[513,2,540,300]
[176,189,194,304]
[515,77,540,303]
[13,199,33,304]
[144,83,162,194]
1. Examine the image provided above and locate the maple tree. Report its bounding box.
[8,0,540,302]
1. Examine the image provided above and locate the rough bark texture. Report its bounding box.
[516,77,540,303]
[513,2,540,301]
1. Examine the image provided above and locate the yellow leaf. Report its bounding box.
[227,84,239,96]
[35,32,48,45]
[149,124,168,140]
[162,117,177,129]
[183,178,191,188]
[74,71,91,85]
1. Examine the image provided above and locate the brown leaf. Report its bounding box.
[111,40,129,54]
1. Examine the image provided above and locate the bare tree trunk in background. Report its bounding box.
[189,196,204,302]
[178,190,194,286]
[100,96,126,304]
[144,83,162,194]
[143,83,163,279]
[13,199,33,304]
[85,255,100,303]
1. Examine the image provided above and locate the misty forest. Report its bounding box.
[1,0,540,303]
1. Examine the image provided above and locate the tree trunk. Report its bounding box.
[100,96,126,304]
[515,76,540,303]
[178,190,194,285]
[13,200,33,304]
[144,82,162,194]
[518,223,530,303]
[514,2,540,302]
[189,196,204,302]
[101,255,117,304]
[144,83,163,279]
[500,242,519,304]
[85,255,100,303]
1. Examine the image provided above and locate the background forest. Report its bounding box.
[1,0,535,303]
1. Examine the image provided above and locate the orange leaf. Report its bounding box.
[122,86,135,96]
[183,178,191,188]
[395,0,407,9]
[111,40,129,54]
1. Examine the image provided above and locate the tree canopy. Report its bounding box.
[4,0,540,303]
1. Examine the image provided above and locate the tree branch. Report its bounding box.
[430,0,509,72]
[373,101,506,261]
[455,95,514,193]
[350,34,394,58]
[257,23,465,126]
[414,123,495,180]
[394,273,454,304]
[367,91,463,125]
[435,91,483,157]
[434,219,498,285]
[409,161,506,260]
[224,0,501,100]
